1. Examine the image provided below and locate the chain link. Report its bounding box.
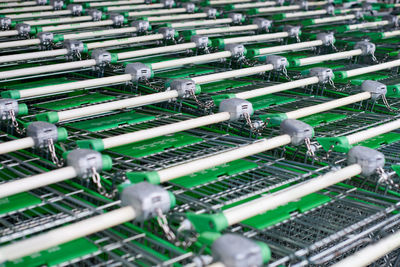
[189,90,214,110]
[156,208,177,242]
[377,167,398,188]
[47,138,64,167]
[90,166,117,199]
[8,110,24,135]
[244,112,267,135]
[381,94,396,112]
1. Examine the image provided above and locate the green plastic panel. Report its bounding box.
[200,80,252,93]
[173,159,258,188]
[109,133,203,157]
[299,113,347,127]
[356,132,400,149]
[0,192,41,214]
[155,67,214,78]
[242,193,330,229]
[5,238,98,267]
[34,93,116,110]
[248,95,296,110]
[67,111,155,132]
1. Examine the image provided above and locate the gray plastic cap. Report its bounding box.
[354,41,376,56]
[308,67,334,84]
[63,39,84,55]
[158,27,175,40]
[283,25,301,38]
[87,9,102,21]
[182,2,195,13]
[219,98,254,121]
[121,182,172,222]
[67,149,103,179]
[91,49,112,65]
[27,121,58,148]
[203,7,217,18]
[225,44,245,58]
[0,17,11,30]
[169,79,196,98]
[361,80,387,100]
[316,32,335,46]
[37,32,54,45]
[280,119,313,146]
[325,5,335,15]
[131,20,150,33]
[16,23,31,37]
[125,63,152,82]
[36,0,47,5]
[252,18,272,32]
[347,146,385,176]
[0,99,19,120]
[212,234,263,267]
[161,0,174,8]
[228,13,243,24]
[67,4,83,15]
[191,35,209,48]
[109,13,125,27]
[266,55,288,71]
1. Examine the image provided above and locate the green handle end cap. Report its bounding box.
[35,112,59,123]
[17,103,28,116]
[101,154,113,171]
[2,90,21,99]
[186,212,229,233]
[126,171,161,184]
[56,127,68,142]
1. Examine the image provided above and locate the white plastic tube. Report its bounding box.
[235,77,320,99]
[285,92,372,119]
[209,0,252,4]
[0,1,36,7]
[89,0,145,6]
[194,25,259,35]
[23,16,93,26]
[151,51,232,70]
[56,90,179,122]
[106,3,163,11]
[62,27,138,40]
[0,5,53,14]
[223,164,362,225]
[0,38,40,49]
[256,40,323,55]
[207,263,225,267]
[331,230,400,267]
[0,30,18,37]
[0,166,77,199]
[346,119,400,145]
[40,20,114,32]
[0,49,68,64]
[192,64,274,84]
[169,18,233,29]
[0,206,136,262]
[102,112,231,149]
[117,42,196,60]
[347,20,389,30]
[284,9,327,18]
[342,59,400,78]
[296,49,362,66]
[312,14,356,24]
[223,32,289,45]
[157,135,292,183]
[86,34,163,50]
[127,8,186,17]
[231,1,275,9]
[382,30,400,39]
[146,13,208,22]
[0,137,35,155]
[256,5,300,13]
[7,10,71,19]
[0,59,96,80]
[18,74,132,98]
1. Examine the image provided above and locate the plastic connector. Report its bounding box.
[219,98,254,121]
[280,119,314,146]
[266,55,288,71]
[182,3,196,13]
[383,15,399,27]
[225,44,245,58]
[109,13,125,27]
[120,182,175,222]
[91,49,112,66]
[283,25,301,38]
[67,4,83,16]
[212,234,270,267]
[191,35,209,49]
[131,20,150,33]
[161,0,174,8]
[37,32,54,46]
[354,41,376,56]
[63,39,84,55]
[316,32,335,46]
[347,146,385,176]
[158,27,176,40]
[0,17,11,30]
[169,79,200,98]
[361,80,387,100]
[309,67,334,84]
[16,23,31,37]
[299,0,309,10]
[252,18,272,32]
[26,121,66,148]
[36,0,47,5]
[87,9,102,21]
[125,63,153,82]
[203,7,217,19]
[50,0,63,10]
[0,99,27,120]
[66,149,112,179]
[227,13,244,24]
[325,5,335,15]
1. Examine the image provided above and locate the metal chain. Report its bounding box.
[90,166,117,199]
[377,167,398,189]
[282,65,291,80]
[306,139,335,161]
[156,208,177,242]
[189,90,214,110]
[143,78,164,92]
[295,34,301,43]
[244,112,267,135]
[47,138,64,167]
[371,52,378,63]
[8,110,24,135]
[381,94,396,112]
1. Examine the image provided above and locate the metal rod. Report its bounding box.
[0,137,35,155]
